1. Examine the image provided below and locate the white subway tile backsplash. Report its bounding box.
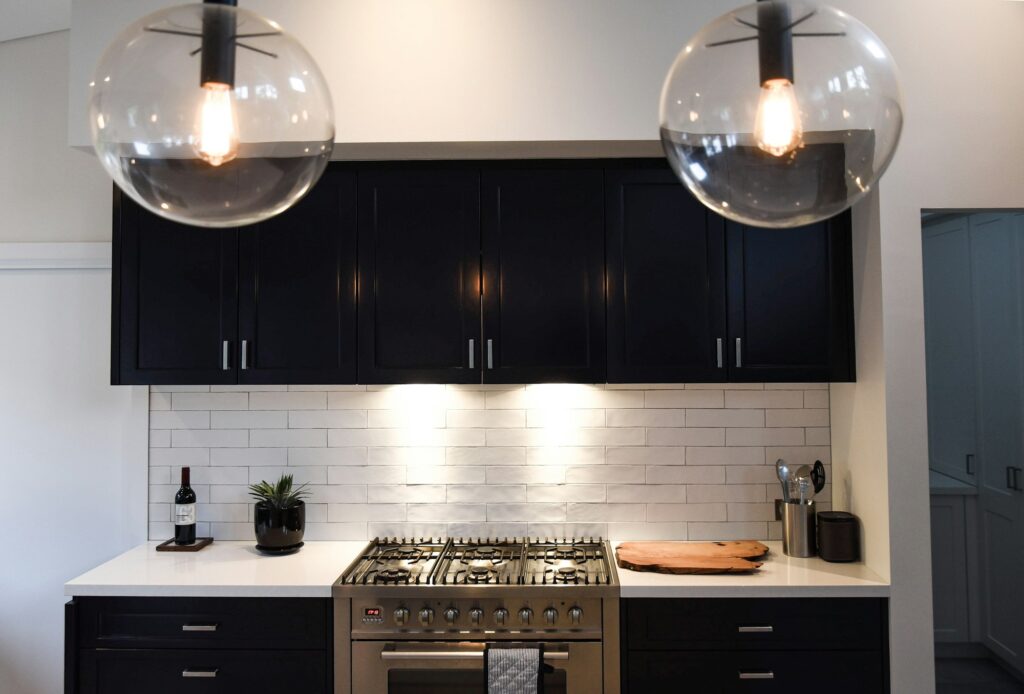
[149,383,830,542]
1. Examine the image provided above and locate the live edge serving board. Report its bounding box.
[615,541,770,574]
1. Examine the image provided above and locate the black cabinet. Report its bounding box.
[727,216,854,382]
[357,167,481,383]
[622,598,889,693]
[67,597,332,694]
[112,170,357,385]
[482,166,606,383]
[606,165,727,383]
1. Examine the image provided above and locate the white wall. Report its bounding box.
[0,31,146,694]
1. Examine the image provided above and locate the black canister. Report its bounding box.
[816,511,860,562]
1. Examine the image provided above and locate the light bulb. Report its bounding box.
[753,78,803,157]
[195,82,238,167]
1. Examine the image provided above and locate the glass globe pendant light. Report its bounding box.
[659,0,903,228]
[89,0,334,227]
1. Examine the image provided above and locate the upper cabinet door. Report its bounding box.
[358,167,482,384]
[725,213,854,382]
[606,165,727,384]
[113,194,238,385]
[481,166,606,383]
[237,170,358,385]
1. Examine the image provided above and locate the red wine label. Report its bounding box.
[175,503,196,525]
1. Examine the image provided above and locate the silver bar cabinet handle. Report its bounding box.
[182,623,218,632]
[468,338,475,369]
[716,338,724,368]
[182,668,219,678]
[737,625,773,633]
[735,337,742,368]
[240,340,248,370]
[221,340,230,370]
[487,339,494,369]
[738,671,775,680]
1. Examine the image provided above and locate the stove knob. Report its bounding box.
[469,608,485,626]
[568,606,584,625]
[493,608,509,626]
[394,607,410,626]
[543,607,559,626]
[519,607,534,626]
[444,607,460,625]
[418,607,434,626]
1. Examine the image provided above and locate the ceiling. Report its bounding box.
[0,0,71,43]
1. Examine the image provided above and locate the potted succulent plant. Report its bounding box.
[248,474,310,554]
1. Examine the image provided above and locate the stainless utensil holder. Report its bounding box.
[782,500,816,558]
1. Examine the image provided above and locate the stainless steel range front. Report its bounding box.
[333,537,620,694]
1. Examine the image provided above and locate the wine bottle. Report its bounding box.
[174,467,197,545]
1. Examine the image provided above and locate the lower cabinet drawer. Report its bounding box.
[626,650,885,694]
[78,649,329,694]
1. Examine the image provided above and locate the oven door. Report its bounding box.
[351,640,603,694]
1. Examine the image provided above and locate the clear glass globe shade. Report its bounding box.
[89,4,334,227]
[659,1,903,228]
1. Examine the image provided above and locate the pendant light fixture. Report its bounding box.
[659,1,903,228]
[89,0,334,228]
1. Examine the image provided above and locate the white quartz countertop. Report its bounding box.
[614,541,889,598]
[65,541,367,598]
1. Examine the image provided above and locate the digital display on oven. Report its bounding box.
[364,607,381,617]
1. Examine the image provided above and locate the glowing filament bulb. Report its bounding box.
[753,78,803,157]
[195,82,238,166]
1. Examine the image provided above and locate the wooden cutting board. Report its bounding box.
[616,541,770,574]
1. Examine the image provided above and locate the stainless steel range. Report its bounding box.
[333,537,620,694]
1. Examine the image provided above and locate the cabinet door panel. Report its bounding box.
[237,170,357,384]
[114,193,238,385]
[726,214,854,382]
[481,166,605,383]
[606,165,726,383]
[358,167,481,384]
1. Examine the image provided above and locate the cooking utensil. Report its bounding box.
[798,477,811,504]
[811,460,826,494]
[791,464,812,503]
[775,459,791,502]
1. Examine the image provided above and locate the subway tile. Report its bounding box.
[407,504,487,522]
[607,522,687,540]
[210,448,286,467]
[445,429,486,446]
[288,384,366,392]
[565,465,645,484]
[151,448,210,466]
[608,485,686,503]
[805,427,831,445]
[528,523,607,539]
[150,392,171,411]
[527,447,604,466]
[485,466,565,484]
[447,485,527,503]
[686,383,763,390]
[606,447,686,466]
[290,410,368,429]
[766,382,827,390]
[149,503,170,522]
[180,466,248,485]
[524,385,643,409]
[198,503,248,523]
[442,387,487,410]
[172,429,248,448]
[567,503,645,522]
[172,392,247,410]
[727,503,776,522]
[447,523,528,538]
[304,504,328,523]
[765,446,831,467]
[765,409,830,428]
[687,521,768,540]
[447,447,525,466]
[685,484,765,503]
[646,428,725,446]
[645,466,725,484]
[725,466,779,484]
[724,390,803,409]
[249,391,326,410]
[527,484,606,503]
[646,503,727,522]
[686,447,764,466]
[370,447,444,466]
[578,428,645,446]
[308,485,367,503]
[149,466,171,485]
[211,385,287,392]
[408,466,486,485]
[328,429,445,447]
[149,430,171,448]
[212,410,287,429]
[686,409,764,428]
[207,522,251,540]
[153,385,210,393]
[725,428,804,446]
[288,447,367,466]
[645,390,723,408]
[368,485,446,503]
[367,523,444,539]
[485,388,528,409]
[250,429,326,448]
[606,409,684,428]
[448,409,526,428]
[209,485,251,503]
[367,409,445,428]
[804,390,829,409]
[150,484,209,504]
[329,504,406,522]
[487,503,565,522]
[526,408,605,428]
[304,523,369,541]
[327,466,405,485]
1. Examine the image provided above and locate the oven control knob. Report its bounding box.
[444,607,460,625]
[543,607,559,626]
[493,608,509,626]
[469,608,485,626]
[568,606,584,625]
[394,607,411,626]
[418,607,434,626]
[519,607,534,625]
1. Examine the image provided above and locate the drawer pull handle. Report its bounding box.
[182,668,219,678]
[737,625,773,633]
[738,671,775,680]
[182,623,219,632]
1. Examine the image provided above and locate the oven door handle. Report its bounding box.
[380,650,569,661]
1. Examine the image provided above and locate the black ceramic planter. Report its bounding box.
[254,501,305,554]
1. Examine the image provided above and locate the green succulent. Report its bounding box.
[248,474,310,510]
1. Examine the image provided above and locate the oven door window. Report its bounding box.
[389,669,567,694]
